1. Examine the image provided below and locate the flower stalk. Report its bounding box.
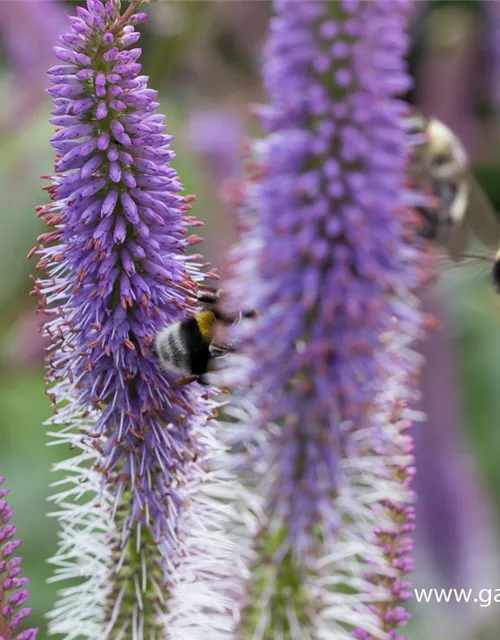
[111,0,144,35]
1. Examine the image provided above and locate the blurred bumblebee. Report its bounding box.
[406,112,500,291]
[155,287,256,385]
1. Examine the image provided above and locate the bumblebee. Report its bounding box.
[155,288,255,385]
[406,112,500,290]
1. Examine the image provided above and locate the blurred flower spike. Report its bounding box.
[31,1,235,637]
[0,477,38,640]
[221,0,428,638]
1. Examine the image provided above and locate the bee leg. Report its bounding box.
[177,372,229,393]
[418,223,436,240]
[172,374,221,387]
[171,374,200,387]
[415,207,438,240]
[197,288,221,306]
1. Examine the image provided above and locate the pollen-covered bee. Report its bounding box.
[406,112,500,291]
[155,288,256,385]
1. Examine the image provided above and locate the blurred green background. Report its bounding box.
[2,1,500,638]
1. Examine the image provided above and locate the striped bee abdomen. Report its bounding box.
[179,317,211,376]
[154,289,256,385]
[155,316,212,377]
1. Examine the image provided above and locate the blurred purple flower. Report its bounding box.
[185,107,244,277]
[186,107,243,180]
[218,0,428,637]
[33,1,235,636]
[229,0,412,545]
[0,0,67,126]
[412,294,500,637]
[415,296,472,587]
[0,476,37,640]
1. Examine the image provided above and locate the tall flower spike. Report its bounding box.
[33,1,236,637]
[219,1,428,638]
[0,477,38,640]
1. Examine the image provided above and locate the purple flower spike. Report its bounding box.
[219,1,429,637]
[0,477,38,640]
[186,108,243,180]
[228,0,414,548]
[33,1,237,637]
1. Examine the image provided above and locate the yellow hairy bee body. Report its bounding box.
[407,112,500,291]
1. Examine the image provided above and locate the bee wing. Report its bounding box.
[446,172,500,262]
[463,172,500,251]
[440,177,494,281]
[209,341,236,358]
[439,252,491,275]
[446,216,468,261]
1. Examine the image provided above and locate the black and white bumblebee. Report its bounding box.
[155,287,255,385]
[406,112,500,290]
